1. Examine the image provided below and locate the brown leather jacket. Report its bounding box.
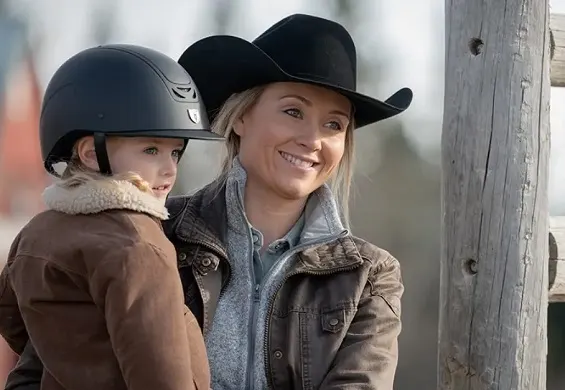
[0,179,210,390]
[3,179,403,390]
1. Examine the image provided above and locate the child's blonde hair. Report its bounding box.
[59,141,152,193]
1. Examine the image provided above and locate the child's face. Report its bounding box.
[106,137,185,199]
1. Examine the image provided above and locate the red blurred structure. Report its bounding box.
[0,47,47,218]
[0,15,47,385]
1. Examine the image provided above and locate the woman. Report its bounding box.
[4,13,412,390]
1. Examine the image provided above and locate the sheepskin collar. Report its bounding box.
[42,179,169,220]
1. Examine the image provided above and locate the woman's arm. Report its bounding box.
[319,254,403,390]
[4,341,42,390]
[0,338,18,389]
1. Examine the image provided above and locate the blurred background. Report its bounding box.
[0,0,564,388]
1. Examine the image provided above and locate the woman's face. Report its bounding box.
[234,82,351,201]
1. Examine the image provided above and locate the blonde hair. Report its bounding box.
[211,86,355,226]
[60,143,152,193]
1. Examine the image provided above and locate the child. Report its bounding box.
[0,44,222,390]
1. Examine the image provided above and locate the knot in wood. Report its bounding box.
[464,258,478,275]
[468,38,483,56]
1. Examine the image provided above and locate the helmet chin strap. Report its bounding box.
[93,132,112,175]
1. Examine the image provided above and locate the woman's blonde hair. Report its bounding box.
[59,140,152,193]
[211,85,355,226]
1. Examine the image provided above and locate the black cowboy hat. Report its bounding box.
[178,13,413,129]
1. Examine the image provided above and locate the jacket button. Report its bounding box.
[273,350,283,359]
[178,253,187,261]
[201,258,212,267]
[329,318,339,326]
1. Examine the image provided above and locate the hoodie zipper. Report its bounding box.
[235,183,261,390]
[246,282,261,389]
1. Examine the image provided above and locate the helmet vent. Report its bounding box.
[172,89,185,99]
[171,86,198,101]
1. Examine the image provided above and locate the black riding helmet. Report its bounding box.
[40,44,223,176]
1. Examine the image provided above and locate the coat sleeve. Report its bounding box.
[318,255,404,390]
[0,235,29,356]
[89,242,198,390]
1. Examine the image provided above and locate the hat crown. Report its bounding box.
[252,14,357,90]
[177,13,412,129]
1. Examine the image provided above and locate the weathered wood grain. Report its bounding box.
[439,0,551,388]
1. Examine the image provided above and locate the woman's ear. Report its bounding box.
[232,116,245,137]
[75,136,99,171]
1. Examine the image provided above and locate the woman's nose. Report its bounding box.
[296,123,322,151]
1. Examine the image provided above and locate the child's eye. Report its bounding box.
[144,147,158,155]
[172,149,182,160]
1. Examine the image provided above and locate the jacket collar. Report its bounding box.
[166,183,364,272]
[43,178,169,220]
[165,180,229,260]
[165,161,361,271]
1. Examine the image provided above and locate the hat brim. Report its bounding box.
[109,129,224,141]
[178,35,413,129]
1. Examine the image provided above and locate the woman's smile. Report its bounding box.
[278,151,319,171]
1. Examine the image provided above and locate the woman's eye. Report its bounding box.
[284,108,302,118]
[144,147,158,155]
[172,149,182,159]
[325,121,343,131]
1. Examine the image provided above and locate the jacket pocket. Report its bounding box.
[321,307,348,333]
[299,304,356,388]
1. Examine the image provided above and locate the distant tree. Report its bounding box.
[212,0,234,35]
[333,2,441,389]
[91,0,117,45]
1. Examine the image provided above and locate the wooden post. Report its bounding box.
[439,0,551,388]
